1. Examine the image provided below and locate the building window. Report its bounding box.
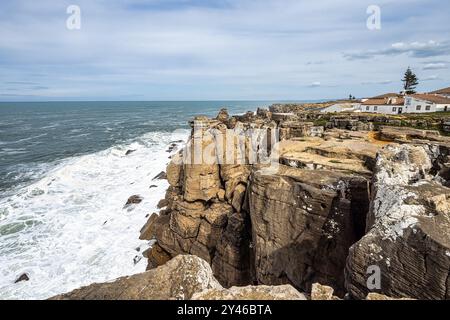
[416,105,421,111]
[392,107,397,112]
[425,105,431,111]
[445,106,448,112]
[366,106,370,111]
[374,106,378,111]
[405,98,411,105]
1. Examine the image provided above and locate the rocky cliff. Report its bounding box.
[138,108,449,300]
[345,142,450,299]
[48,105,450,300]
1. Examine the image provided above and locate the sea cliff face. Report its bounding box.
[139,107,450,300]
[55,107,450,300]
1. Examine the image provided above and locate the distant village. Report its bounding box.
[321,86,450,115]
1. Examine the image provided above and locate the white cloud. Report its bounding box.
[423,62,447,70]
[344,40,450,60]
[0,0,449,100]
[361,80,393,85]
[421,75,440,81]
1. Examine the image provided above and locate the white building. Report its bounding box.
[361,94,405,115]
[404,94,450,113]
[319,88,450,115]
[320,102,361,113]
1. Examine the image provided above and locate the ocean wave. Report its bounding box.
[5,133,48,145]
[0,129,189,299]
[0,148,27,155]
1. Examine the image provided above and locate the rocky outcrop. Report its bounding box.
[124,195,143,208]
[326,117,374,132]
[310,283,340,300]
[379,126,445,143]
[14,273,30,283]
[51,255,306,300]
[136,107,450,300]
[51,255,221,300]
[345,143,450,300]
[139,111,277,288]
[248,165,370,296]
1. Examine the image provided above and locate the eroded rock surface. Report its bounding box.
[137,107,450,300]
[51,255,221,300]
[345,143,450,300]
[249,165,370,296]
[51,255,307,300]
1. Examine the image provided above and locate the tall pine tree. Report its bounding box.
[402,67,419,94]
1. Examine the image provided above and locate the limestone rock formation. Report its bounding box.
[310,283,340,300]
[248,165,370,296]
[51,255,308,301]
[137,107,450,301]
[345,143,450,300]
[51,255,221,300]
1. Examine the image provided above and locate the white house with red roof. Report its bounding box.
[404,94,450,113]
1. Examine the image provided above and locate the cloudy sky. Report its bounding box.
[0,0,449,101]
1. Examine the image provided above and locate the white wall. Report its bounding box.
[362,104,402,115]
[321,103,360,113]
[404,97,448,113]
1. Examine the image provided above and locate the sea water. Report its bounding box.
[0,100,280,299]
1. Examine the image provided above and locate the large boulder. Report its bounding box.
[50,255,221,300]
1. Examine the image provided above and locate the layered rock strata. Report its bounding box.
[140,108,450,300]
[345,143,450,299]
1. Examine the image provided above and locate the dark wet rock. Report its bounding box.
[166,143,178,153]
[124,195,143,208]
[157,199,169,209]
[125,149,136,156]
[149,185,157,189]
[152,171,167,180]
[14,273,30,283]
[133,255,142,265]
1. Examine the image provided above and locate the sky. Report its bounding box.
[0,0,449,101]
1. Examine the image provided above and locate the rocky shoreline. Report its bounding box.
[54,106,450,300]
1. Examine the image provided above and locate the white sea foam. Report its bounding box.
[6,133,49,145]
[0,129,189,300]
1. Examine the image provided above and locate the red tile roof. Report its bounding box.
[362,97,404,106]
[409,94,450,104]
